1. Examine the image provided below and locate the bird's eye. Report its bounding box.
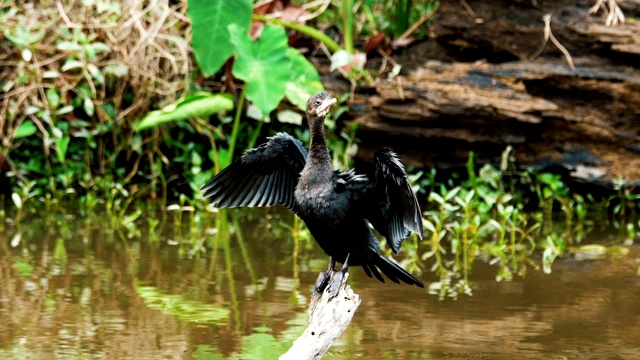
[315,100,322,106]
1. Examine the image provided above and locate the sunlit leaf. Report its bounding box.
[229,23,292,116]
[84,97,95,116]
[166,204,181,211]
[103,63,129,78]
[61,59,84,72]
[423,220,436,232]
[56,41,83,51]
[46,88,60,108]
[10,233,21,247]
[57,105,74,115]
[11,193,22,209]
[187,0,252,76]
[14,120,38,139]
[276,109,303,125]
[136,92,233,131]
[90,42,111,54]
[428,192,444,205]
[42,70,60,78]
[284,48,324,111]
[55,136,70,163]
[122,208,142,225]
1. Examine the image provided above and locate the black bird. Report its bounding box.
[201,91,424,296]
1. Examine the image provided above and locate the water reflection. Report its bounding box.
[0,210,638,359]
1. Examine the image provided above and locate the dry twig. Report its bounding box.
[589,0,625,26]
[530,14,576,71]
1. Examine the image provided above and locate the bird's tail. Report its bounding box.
[362,254,424,288]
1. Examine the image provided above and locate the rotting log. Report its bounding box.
[344,0,640,188]
[280,273,360,360]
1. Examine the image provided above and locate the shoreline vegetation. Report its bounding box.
[1,0,638,298]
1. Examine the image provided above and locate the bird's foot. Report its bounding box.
[313,269,333,295]
[327,254,350,298]
[327,270,345,297]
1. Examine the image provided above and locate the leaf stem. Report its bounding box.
[229,85,247,163]
[343,0,354,54]
[252,13,342,53]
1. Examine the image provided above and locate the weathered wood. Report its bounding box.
[430,0,640,61]
[346,0,640,186]
[280,273,360,360]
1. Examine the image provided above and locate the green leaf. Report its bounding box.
[46,88,60,108]
[229,23,292,115]
[56,136,70,163]
[187,0,252,76]
[14,120,38,139]
[285,48,324,110]
[61,59,84,72]
[56,41,83,51]
[136,92,233,131]
[11,193,22,209]
[83,98,95,116]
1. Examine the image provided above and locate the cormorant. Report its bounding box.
[202,91,424,296]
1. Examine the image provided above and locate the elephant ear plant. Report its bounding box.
[178,0,324,164]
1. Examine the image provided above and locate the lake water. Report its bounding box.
[0,209,639,359]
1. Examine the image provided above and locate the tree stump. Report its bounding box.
[280,273,361,360]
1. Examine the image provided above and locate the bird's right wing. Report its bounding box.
[201,132,307,211]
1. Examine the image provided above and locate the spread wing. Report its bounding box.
[363,149,423,253]
[201,132,307,211]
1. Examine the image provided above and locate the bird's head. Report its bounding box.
[306,91,337,119]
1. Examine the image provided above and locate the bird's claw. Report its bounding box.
[313,270,332,295]
[327,271,344,297]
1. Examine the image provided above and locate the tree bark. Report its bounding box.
[347,0,640,187]
[280,273,360,360]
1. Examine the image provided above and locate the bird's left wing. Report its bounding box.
[201,132,307,211]
[363,149,423,253]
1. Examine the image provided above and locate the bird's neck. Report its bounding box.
[305,117,333,176]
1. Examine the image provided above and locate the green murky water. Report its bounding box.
[0,210,639,359]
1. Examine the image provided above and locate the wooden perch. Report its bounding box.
[280,273,361,360]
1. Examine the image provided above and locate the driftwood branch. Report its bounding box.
[280,273,361,360]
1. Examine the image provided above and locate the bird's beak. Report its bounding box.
[316,97,337,115]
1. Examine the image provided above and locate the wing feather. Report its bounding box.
[362,149,423,253]
[201,133,307,212]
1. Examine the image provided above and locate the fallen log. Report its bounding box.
[345,0,640,187]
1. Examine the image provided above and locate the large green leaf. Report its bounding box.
[14,120,38,139]
[229,23,292,116]
[136,92,233,131]
[187,0,252,76]
[285,48,324,110]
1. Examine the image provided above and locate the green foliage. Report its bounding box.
[284,48,325,111]
[13,120,37,139]
[413,152,636,300]
[362,0,439,38]
[136,93,234,131]
[187,0,253,76]
[229,24,293,115]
